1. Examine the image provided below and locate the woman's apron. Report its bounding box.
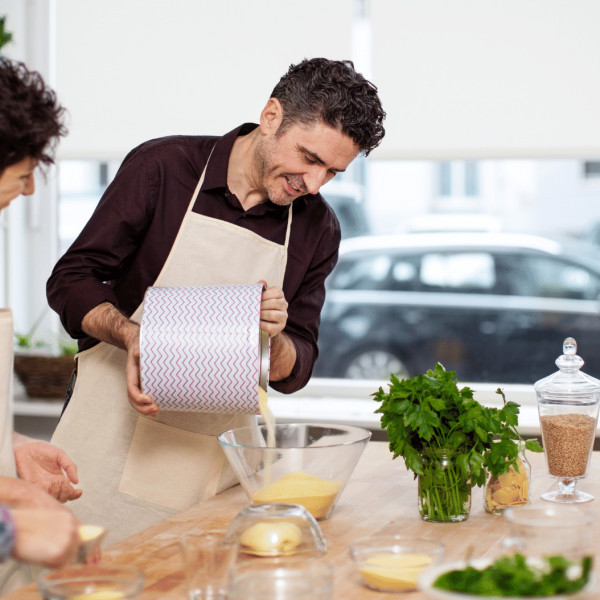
[51,156,292,546]
[0,309,33,595]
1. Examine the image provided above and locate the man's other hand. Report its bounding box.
[124,325,159,418]
[258,281,288,337]
[81,302,159,418]
[13,440,82,503]
[11,508,80,568]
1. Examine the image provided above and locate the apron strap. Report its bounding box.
[186,145,217,213]
[283,204,293,252]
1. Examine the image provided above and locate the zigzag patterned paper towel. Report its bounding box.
[139,284,264,413]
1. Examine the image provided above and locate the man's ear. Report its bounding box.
[259,98,283,136]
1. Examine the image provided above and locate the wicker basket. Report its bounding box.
[14,354,75,398]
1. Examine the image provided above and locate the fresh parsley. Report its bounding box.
[373,364,542,520]
[433,553,593,597]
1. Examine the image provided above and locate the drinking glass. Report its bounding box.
[180,531,238,600]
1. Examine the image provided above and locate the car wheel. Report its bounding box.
[343,350,409,380]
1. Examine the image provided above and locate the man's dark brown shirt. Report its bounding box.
[47,124,341,393]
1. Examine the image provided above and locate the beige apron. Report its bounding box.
[51,156,292,546]
[0,309,33,595]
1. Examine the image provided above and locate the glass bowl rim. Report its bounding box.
[37,564,144,588]
[217,422,372,450]
[233,502,321,517]
[229,558,334,579]
[503,506,598,527]
[349,535,445,561]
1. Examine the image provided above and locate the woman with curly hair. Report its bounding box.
[0,58,81,594]
[0,56,67,208]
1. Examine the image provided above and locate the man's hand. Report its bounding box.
[82,302,158,418]
[124,326,159,418]
[13,440,82,503]
[259,281,288,337]
[11,508,80,568]
[258,281,296,381]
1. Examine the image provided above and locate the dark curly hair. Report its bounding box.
[271,58,385,156]
[0,57,67,174]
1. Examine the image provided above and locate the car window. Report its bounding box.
[420,252,496,292]
[518,256,600,300]
[322,194,369,238]
[331,254,392,290]
[388,256,420,291]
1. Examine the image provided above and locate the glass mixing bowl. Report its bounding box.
[225,502,327,559]
[217,423,371,520]
[350,535,444,593]
[37,565,144,600]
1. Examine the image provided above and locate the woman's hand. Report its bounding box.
[13,440,82,503]
[11,508,80,568]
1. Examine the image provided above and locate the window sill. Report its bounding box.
[268,378,545,436]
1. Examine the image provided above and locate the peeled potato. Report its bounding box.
[240,522,302,556]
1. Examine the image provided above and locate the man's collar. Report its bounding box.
[201,123,258,192]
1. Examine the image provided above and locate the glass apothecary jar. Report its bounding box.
[502,506,597,562]
[484,442,531,514]
[418,448,471,522]
[534,338,600,503]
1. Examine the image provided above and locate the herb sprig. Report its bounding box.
[373,363,542,487]
[434,553,593,597]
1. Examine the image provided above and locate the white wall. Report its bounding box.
[371,0,600,160]
[54,0,353,159]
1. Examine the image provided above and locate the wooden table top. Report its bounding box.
[9,442,600,599]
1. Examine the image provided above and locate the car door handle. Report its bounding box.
[479,321,497,335]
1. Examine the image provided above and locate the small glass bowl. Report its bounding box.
[217,423,371,521]
[349,535,444,593]
[225,503,327,559]
[37,565,144,600]
[228,559,333,600]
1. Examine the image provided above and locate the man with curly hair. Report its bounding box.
[0,57,82,593]
[47,58,386,543]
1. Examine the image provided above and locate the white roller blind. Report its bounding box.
[55,0,352,159]
[371,0,600,159]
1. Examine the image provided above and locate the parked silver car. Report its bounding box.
[314,232,600,382]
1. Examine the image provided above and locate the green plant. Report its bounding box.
[434,553,593,597]
[14,309,77,356]
[59,340,78,356]
[373,363,542,520]
[0,17,13,51]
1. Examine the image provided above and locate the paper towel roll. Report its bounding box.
[139,284,267,413]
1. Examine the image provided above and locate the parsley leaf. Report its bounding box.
[434,554,593,597]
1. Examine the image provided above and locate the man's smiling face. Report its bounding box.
[255,121,360,206]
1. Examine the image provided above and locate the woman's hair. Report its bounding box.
[0,57,67,173]
[271,58,385,156]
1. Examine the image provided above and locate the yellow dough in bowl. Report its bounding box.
[240,522,303,556]
[253,472,341,519]
[359,552,433,591]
